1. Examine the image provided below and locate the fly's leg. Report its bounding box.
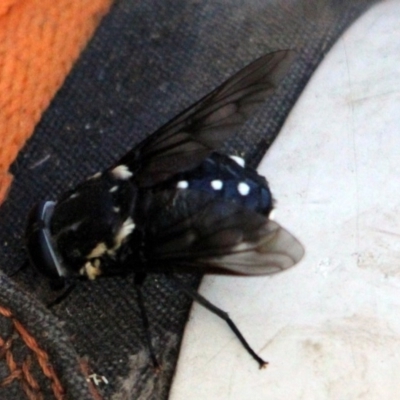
[134,273,160,371]
[169,275,268,369]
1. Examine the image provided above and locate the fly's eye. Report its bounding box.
[25,201,67,281]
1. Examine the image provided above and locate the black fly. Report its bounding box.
[25,50,304,369]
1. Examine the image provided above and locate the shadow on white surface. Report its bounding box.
[170,2,400,399]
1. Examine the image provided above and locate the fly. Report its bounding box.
[25,50,304,369]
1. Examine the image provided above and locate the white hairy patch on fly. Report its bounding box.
[237,182,250,196]
[231,242,253,252]
[84,260,102,280]
[211,180,223,190]
[177,180,189,189]
[87,242,107,259]
[109,186,118,193]
[111,165,133,180]
[66,221,82,232]
[269,209,276,221]
[229,155,245,167]
[69,193,79,199]
[88,172,102,180]
[113,207,120,213]
[112,217,135,250]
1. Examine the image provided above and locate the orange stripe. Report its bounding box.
[0,0,114,205]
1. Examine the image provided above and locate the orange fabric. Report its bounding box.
[0,0,114,205]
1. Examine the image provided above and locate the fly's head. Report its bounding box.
[25,165,137,286]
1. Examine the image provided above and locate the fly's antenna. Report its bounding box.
[9,259,77,309]
[8,260,30,278]
[46,280,77,308]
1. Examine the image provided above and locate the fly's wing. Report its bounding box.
[139,190,304,275]
[117,50,295,186]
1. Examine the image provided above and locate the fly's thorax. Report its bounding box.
[49,166,138,279]
[172,152,273,216]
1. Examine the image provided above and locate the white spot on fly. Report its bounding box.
[230,155,245,167]
[67,221,82,231]
[237,182,250,196]
[69,193,79,200]
[109,186,118,193]
[112,165,133,180]
[113,207,120,213]
[177,180,189,189]
[88,172,101,180]
[211,180,223,190]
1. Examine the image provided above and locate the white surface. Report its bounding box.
[170,2,400,399]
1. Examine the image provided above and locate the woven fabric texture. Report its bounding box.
[0,0,113,205]
[0,0,378,399]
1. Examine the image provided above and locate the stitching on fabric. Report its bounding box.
[0,305,65,400]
